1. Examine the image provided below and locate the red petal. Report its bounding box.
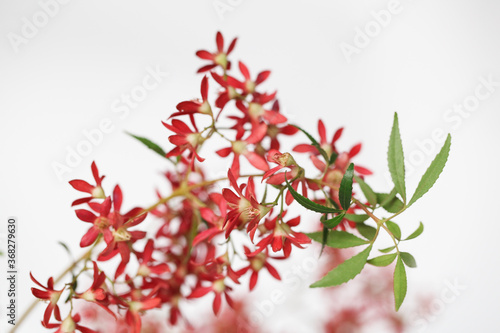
[238,61,250,80]
[69,180,93,193]
[255,70,271,85]
[200,76,209,101]
[245,152,268,171]
[80,227,100,247]
[216,32,224,53]
[318,119,326,143]
[349,143,362,158]
[196,50,214,60]
[113,185,123,212]
[75,210,97,223]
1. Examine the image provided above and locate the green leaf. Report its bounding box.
[385,221,402,241]
[404,222,424,241]
[368,253,397,267]
[293,125,329,162]
[339,163,355,210]
[306,231,368,248]
[320,226,328,256]
[323,213,345,229]
[354,175,377,206]
[388,113,406,202]
[400,252,417,268]
[58,241,72,256]
[329,151,338,165]
[356,223,377,241]
[311,245,372,288]
[127,132,168,158]
[344,214,369,223]
[394,256,408,311]
[376,191,405,213]
[379,245,396,253]
[285,175,343,214]
[408,134,451,207]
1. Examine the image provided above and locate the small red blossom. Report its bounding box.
[188,278,235,315]
[237,246,281,290]
[222,170,271,239]
[196,31,237,73]
[163,119,205,166]
[171,76,212,118]
[30,273,63,326]
[69,161,105,206]
[216,122,268,177]
[252,212,311,257]
[226,61,271,95]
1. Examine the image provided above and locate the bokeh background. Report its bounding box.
[1,0,499,332]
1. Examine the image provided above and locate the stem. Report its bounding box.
[352,198,380,224]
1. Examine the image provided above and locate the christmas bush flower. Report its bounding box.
[15,31,452,333]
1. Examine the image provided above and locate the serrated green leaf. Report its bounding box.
[285,175,343,214]
[293,125,329,162]
[379,245,396,253]
[127,132,169,159]
[400,252,417,268]
[386,221,402,241]
[404,222,424,241]
[344,214,369,223]
[339,163,355,210]
[356,223,377,241]
[408,134,451,207]
[388,113,406,202]
[354,175,377,206]
[323,213,345,229]
[311,245,372,288]
[394,256,407,311]
[307,231,368,248]
[376,192,405,213]
[368,253,398,267]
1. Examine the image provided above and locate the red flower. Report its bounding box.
[116,282,162,333]
[187,278,235,315]
[235,94,286,126]
[30,273,63,326]
[222,170,271,238]
[170,76,212,118]
[75,261,106,302]
[237,246,281,290]
[42,313,97,333]
[196,31,237,73]
[69,161,105,206]
[294,119,372,177]
[136,239,170,277]
[264,150,315,205]
[226,61,271,95]
[216,122,268,177]
[252,212,310,257]
[97,186,148,279]
[193,193,227,246]
[74,197,112,248]
[163,119,205,165]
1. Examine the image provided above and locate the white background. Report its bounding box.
[1,0,500,332]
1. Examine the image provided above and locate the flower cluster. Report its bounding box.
[26,31,449,332]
